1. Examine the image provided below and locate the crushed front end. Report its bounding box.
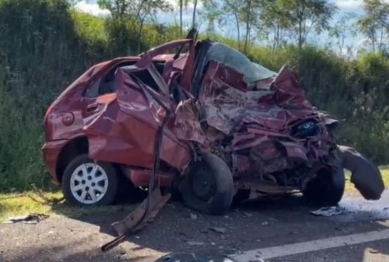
[176,40,383,201]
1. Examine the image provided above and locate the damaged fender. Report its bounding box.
[337,145,385,200]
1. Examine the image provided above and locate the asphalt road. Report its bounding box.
[1,190,389,262]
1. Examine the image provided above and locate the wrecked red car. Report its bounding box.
[42,33,384,214]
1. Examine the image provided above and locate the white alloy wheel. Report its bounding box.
[69,163,109,205]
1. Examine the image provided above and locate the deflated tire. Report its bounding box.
[180,151,234,215]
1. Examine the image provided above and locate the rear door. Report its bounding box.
[81,60,137,132]
[83,65,191,170]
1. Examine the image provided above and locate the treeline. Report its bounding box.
[0,0,389,191]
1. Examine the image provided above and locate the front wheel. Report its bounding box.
[303,151,345,206]
[62,154,119,206]
[180,151,234,215]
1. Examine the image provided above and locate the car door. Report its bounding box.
[83,64,192,170]
[82,59,135,122]
[82,77,105,123]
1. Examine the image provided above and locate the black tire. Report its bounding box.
[62,154,119,206]
[180,151,234,215]
[303,151,345,206]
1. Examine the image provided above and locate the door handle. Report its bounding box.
[86,103,99,113]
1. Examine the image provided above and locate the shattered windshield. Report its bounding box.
[203,42,277,84]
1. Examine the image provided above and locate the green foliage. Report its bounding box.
[357,0,389,52]
[0,0,111,191]
[105,17,139,56]
[276,0,338,48]
[0,0,389,192]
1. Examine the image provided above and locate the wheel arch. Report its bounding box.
[55,136,128,186]
[56,136,89,184]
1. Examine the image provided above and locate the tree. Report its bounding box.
[98,0,172,53]
[221,0,267,54]
[275,0,337,49]
[241,0,254,54]
[261,1,293,50]
[357,0,389,52]
[69,0,80,6]
[192,0,198,28]
[176,0,190,37]
[98,0,128,18]
[217,0,244,49]
[216,0,261,53]
[329,12,358,56]
[198,0,220,37]
[133,0,172,52]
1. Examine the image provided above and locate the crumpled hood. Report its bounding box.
[185,41,318,138]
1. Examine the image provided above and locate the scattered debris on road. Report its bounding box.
[310,206,345,217]
[154,247,245,262]
[179,232,193,239]
[3,213,49,224]
[186,241,205,246]
[209,227,226,234]
[267,217,278,222]
[244,212,253,218]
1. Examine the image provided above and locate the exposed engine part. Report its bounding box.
[291,120,320,139]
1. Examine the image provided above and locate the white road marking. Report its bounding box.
[230,229,389,261]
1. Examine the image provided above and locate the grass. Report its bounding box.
[0,192,62,222]
[0,168,388,223]
[0,191,134,222]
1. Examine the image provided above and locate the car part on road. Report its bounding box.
[310,206,345,217]
[111,188,171,236]
[62,154,118,206]
[3,213,49,224]
[154,250,244,262]
[338,145,385,200]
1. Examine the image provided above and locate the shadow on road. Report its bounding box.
[3,191,389,262]
[44,191,389,259]
[0,236,155,262]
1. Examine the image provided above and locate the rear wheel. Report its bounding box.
[62,154,119,206]
[303,151,345,206]
[180,151,234,215]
